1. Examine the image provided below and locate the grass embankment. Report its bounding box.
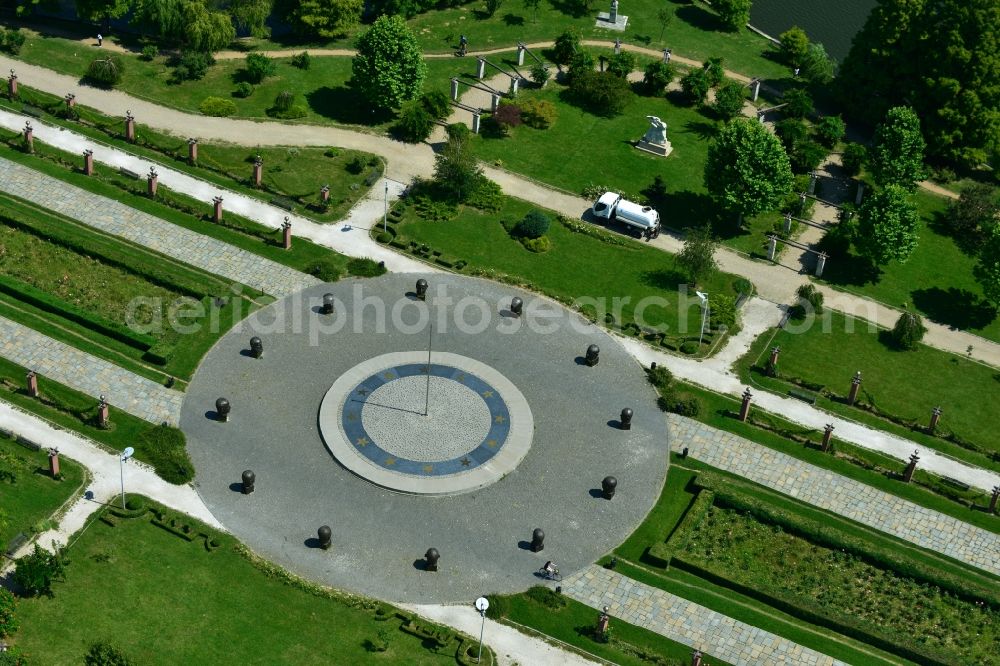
[9,498,486,664]
[0,434,85,551]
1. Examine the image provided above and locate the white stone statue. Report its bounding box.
[642,116,668,146]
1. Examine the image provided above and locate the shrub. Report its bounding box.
[420,90,451,120]
[779,26,810,67]
[0,646,27,665]
[376,232,392,243]
[346,156,366,174]
[709,293,737,330]
[0,588,17,637]
[520,235,552,253]
[140,44,158,61]
[491,102,522,135]
[565,50,595,86]
[199,97,237,117]
[268,91,307,119]
[790,141,827,173]
[525,586,567,609]
[1,28,26,55]
[551,29,580,65]
[171,51,214,81]
[530,62,550,87]
[890,311,926,350]
[86,56,124,87]
[466,177,504,212]
[306,259,344,281]
[569,69,632,117]
[520,98,557,129]
[234,82,254,98]
[680,341,699,355]
[733,277,753,295]
[815,115,846,147]
[347,257,387,277]
[712,80,746,120]
[291,51,311,69]
[244,52,276,83]
[125,496,145,511]
[642,61,675,95]
[84,641,135,666]
[841,142,867,177]
[647,365,674,390]
[680,69,710,105]
[783,88,813,119]
[393,100,433,143]
[446,122,470,141]
[606,51,636,79]
[484,594,510,620]
[513,209,551,238]
[138,425,193,484]
[672,394,702,417]
[796,283,824,313]
[775,118,809,153]
[702,57,725,86]
[819,214,856,257]
[13,544,65,597]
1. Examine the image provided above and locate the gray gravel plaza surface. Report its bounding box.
[670,415,1000,577]
[181,273,670,603]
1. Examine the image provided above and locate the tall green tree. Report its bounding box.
[676,224,719,286]
[870,106,926,189]
[712,80,746,120]
[779,25,810,67]
[656,5,674,43]
[286,0,361,38]
[975,223,1000,307]
[856,184,920,264]
[712,0,751,31]
[227,0,273,37]
[74,0,133,27]
[551,29,580,66]
[12,544,65,597]
[351,15,426,111]
[947,182,1000,240]
[135,0,235,52]
[434,131,483,202]
[704,118,794,223]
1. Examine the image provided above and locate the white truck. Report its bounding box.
[591,192,661,239]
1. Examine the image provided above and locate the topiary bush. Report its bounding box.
[513,210,551,239]
[520,235,552,253]
[642,61,676,95]
[234,82,254,98]
[199,97,237,117]
[268,91,307,119]
[347,257,387,277]
[306,259,344,282]
[569,69,632,117]
[520,98,557,129]
[86,56,124,87]
[140,45,158,61]
[890,311,926,350]
[530,62,550,87]
[244,52,276,83]
[291,51,311,69]
[393,100,433,143]
[171,51,214,81]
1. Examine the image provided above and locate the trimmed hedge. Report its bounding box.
[199,97,237,117]
[136,425,193,485]
[648,489,714,566]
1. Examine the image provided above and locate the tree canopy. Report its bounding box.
[712,0,751,31]
[975,223,1000,307]
[870,106,926,189]
[855,184,920,265]
[704,118,794,221]
[838,0,1000,167]
[285,0,362,39]
[676,224,719,286]
[350,15,426,111]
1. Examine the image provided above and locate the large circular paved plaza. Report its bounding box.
[182,273,670,603]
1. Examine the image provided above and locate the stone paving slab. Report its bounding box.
[0,157,318,298]
[563,566,845,666]
[669,415,1000,577]
[0,316,182,425]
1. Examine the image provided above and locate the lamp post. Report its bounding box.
[474,596,489,663]
[695,291,709,347]
[119,446,134,509]
[383,180,389,234]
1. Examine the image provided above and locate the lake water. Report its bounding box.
[749,0,877,62]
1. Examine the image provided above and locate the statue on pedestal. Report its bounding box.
[636,115,673,157]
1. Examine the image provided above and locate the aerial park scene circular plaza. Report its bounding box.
[182,274,670,602]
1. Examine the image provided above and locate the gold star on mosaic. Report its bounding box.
[486,439,497,448]
[423,464,434,473]
[346,412,359,422]
[456,373,466,382]
[494,415,506,423]
[382,371,395,380]
[384,457,396,466]
[355,436,369,447]
[461,457,472,467]
[482,390,494,398]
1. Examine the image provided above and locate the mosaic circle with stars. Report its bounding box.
[318,352,533,495]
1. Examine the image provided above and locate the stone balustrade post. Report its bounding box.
[738,388,752,422]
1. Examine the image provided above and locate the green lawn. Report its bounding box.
[820,189,1000,343]
[614,466,698,562]
[754,310,1000,462]
[0,435,85,551]
[391,193,741,342]
[10,499,471,664]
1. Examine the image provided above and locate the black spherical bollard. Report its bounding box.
[585,344,600,367]
[215,397,231,422]
[415,279,428,301]
[321,293,335,315]
[602,475,617,500]
[425,547,440,571]
[241,469,255,494]
[510,297,523,317]
[249,336,263,359]
[318,525,332,550]
[530,528,545,552]
[620,408,633,431]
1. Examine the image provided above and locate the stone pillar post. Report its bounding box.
[26,370,38,397]
[320,184,330,203]
[282,217,292,250]
[738,387,752,422]
[990,486,1000,515]
[855,182,864,205]
[213,196,223,223]
[48,448,60,478]
[23,121,33,154]
[491,93,501,113]
[767,345,780,374]
[188,137,198,163]
[98,394,109,427]
[847,370,862,405]
[510,77,520,96]
[609,1,618,22]
[808,171,817,194]
[821,423,835,452]
[903,450,919,482]
[691,650,703,666]
[450,77,459,101]
[767,235,777,261]
[517,44,526,66]
[147,167,158,197]
[751,78,760,101]
[252,156,263,187]
[8,70,17,97]
[64,93,76,109]
[928,406,942,433]
[614,39,621,55]
[83,149,94,176]
[815,252,827,278]
[125,110,135,142]
[783,212,792,234]
[472,112,481,134]
[477,57,486,79]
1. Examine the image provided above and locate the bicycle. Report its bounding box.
[537,565,562,581]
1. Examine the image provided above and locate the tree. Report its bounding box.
[676,224,719,285]
[484,0,503,17]
[530,61,550,87]
[712,0,751,31]
[74,0,132,27]
[86,55,124,87]
[226,0,273,38]
[656,5,674,43]
[841,142,867,177]
[642,61,675,95]
[513,210,551,238]
[704,118,794,222]
[569,70,632,117]
[856,184,920,264]
[85,641,136,666]
[605,51,635,79]
[890,311,926,349]
[975,223,1000,307]
[779,25,810,67]
[680,69,710,105]
[947,183,1000,240]
[551,29,580,66]
[783,88,813,119]
[393,100,433,142]
[712,80,746,120]
[0,588,17,638]
[522,0,540,22]
[243,51,275,83]
[286,0,362,39]
[870,106,925,189]
[351,15,426,111]
[434,131,483,202]
[799,42,835,84]
[815,115,846,147]
[702,57,725,87]
[177,0,236,52]
[13,544,65,597]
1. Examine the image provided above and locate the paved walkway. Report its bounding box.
[564,566,844,666]
[0,316,182,424]
[0,155,318,298]
[669,414,1000,577]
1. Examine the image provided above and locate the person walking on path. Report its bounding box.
[97,33,103,47]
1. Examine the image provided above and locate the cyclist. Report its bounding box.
[459,35,468,56]
[542,560,558,578]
